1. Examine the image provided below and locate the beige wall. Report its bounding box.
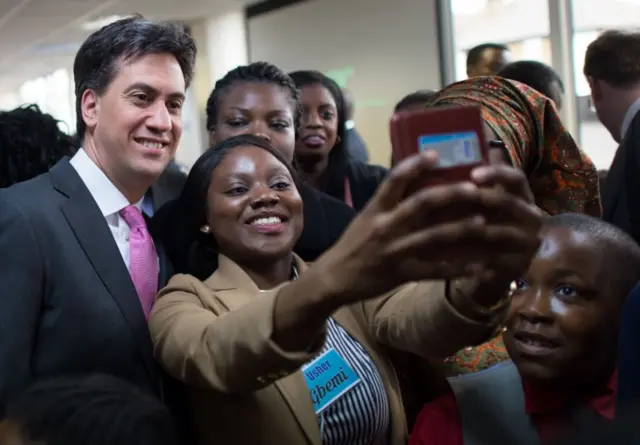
[248,0,442,166]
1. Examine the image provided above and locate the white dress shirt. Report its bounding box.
[620,96,640,141]
[70,148,143,270]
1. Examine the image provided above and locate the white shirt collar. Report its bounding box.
[621,96,640,141]
[69,148,142,217]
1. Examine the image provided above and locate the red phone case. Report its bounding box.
[389,105,489,186]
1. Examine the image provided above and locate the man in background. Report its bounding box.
[342,88,369,163]
[466,43,512,78]
[584,30,640,244]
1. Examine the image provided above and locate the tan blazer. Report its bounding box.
[149,255,503,445]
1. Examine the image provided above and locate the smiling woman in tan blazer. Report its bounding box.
[149,135,543,445]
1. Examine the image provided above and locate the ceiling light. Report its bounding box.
[81,15,134,31]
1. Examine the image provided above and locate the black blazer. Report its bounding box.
[345,161,388,212]
[295,182,356,260]
[149,161,187,213]
[602,110,640,244]
[0,158,170,415]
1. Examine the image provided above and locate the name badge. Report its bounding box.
[302,348,361,414]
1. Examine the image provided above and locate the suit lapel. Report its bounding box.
[206,255,322,445]
[144,213,173,288]
[273,371,321,445]
[208,256,404,444]
[50,159,159,387]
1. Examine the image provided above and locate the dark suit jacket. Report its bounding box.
[149,161,187,213]
[295,182,356,260]
[0,158,170,416]
[345,161,388,212]
[602,110,640,244]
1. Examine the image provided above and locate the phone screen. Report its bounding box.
[417,131,483,168]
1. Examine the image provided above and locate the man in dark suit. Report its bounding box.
[584,30,640,243]
[0,16,196,415]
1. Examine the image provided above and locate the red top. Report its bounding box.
[409,372,617,445]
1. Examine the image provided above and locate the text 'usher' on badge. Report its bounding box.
[302,348,361,414]
[418,131,482,168]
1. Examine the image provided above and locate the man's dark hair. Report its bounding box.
[498,60,564,97]
[73,15,197,138]
[5,374,177,445]
[0,104,77,188]
[584,30,640,88]
[394,90,439,113]
[544,212,640,301]
[466,43,509,69]
[205,62,300,132]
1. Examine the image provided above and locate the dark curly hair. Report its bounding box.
[4,374,177,445]
[0,104,77,188]
[205,61,300,132]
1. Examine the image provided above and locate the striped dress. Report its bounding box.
[310,317,390,445]
[290,265,390,444]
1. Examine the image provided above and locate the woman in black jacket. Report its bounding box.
[289,70,387,212]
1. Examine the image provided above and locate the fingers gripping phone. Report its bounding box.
[389,105,490,186]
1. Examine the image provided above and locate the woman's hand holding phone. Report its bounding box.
[311,149,542,307]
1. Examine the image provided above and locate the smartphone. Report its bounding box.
[389,105,489,186]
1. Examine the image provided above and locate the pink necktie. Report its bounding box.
[120,205,158,319]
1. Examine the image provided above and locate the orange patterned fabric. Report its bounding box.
[430,77,602,375]
[425,76,602,218]
[443,335,508,376]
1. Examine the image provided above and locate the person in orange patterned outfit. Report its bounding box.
[425,76,602,375]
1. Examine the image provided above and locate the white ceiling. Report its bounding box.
[0,0,261,94]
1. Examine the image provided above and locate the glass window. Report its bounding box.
[0,92,20,110]
[19,69,75,134]
[451,0,551,82]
